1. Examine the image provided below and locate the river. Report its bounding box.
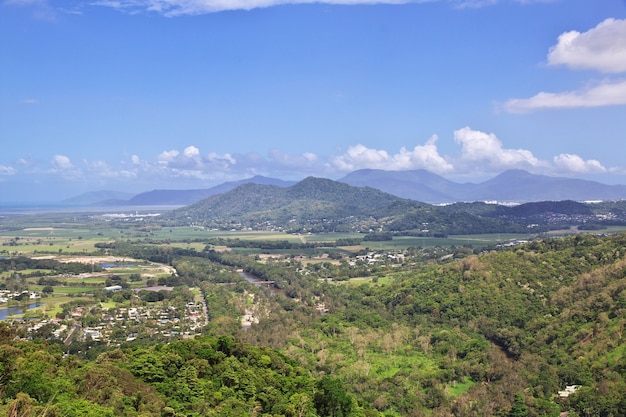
[238,270,283,296]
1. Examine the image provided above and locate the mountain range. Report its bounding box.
[158,176,626,235]
[338,169,626,203]
[67,169,626,207]
[65,176,296,206]
[161,176,518,235]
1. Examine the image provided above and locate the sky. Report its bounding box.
[1,0,626,202]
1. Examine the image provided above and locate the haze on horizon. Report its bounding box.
[1,0,625,202]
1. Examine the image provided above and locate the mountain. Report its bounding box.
[98,176,296,206]
[165,177,419,225]
[163,177,524,234]
[338,169,463,202]
[66,170,626,208]
[339,169,626,203]
[464,169,626,202]
[62,190,135,205]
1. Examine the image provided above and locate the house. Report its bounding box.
[558,385,581,399]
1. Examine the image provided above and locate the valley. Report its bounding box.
[0,199,625,416]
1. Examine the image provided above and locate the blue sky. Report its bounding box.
[1,0,626,202]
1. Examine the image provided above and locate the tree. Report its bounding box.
[314,377,354,417]
[508,393,528,417]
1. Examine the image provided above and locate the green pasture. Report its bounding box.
[359,234,530,250]
[166,242,206,251]
[26,275,108,286]
[0,234,109,256]
[100,301,117,310]
[1,269,55,279]
[47,286,99,295]
[346,276,393,286]
[448,378,475,398]
[8,222,623,261]
[0,224,538,255]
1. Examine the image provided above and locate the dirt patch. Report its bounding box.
[56,256,139,264]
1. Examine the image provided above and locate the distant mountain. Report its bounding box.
[338,169,462,202]
[339,169,626,203]
[463,170,626,202]
[68,170,626,208]
[98,176,296,206]
[62,190,135,205]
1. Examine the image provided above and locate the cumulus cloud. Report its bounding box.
[8,127,621,194]
[453,127,545,171]
[51,154,74,170]
[157,149,180,164]
[330,135,454,173]
[504,18,626,113]
[268,149,319,170]
[47,154,84,179]
[183,145,200,157]
[87,160,137,179]
[503,79,626,113]
[553,153,606,174]
[154,146,241,176]
[548,18,626,73]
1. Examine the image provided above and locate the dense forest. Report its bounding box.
[1,232,626,416]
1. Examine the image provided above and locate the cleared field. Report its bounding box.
[7,220,622,261]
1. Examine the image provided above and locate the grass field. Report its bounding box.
[3,219,625,260]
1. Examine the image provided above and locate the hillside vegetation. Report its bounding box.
[1,230,625,416]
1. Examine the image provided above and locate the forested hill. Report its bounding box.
[162,177,521,234]
[167,176,419,220]
[240,232,626,416]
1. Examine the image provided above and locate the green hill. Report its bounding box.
[163,177,522,234]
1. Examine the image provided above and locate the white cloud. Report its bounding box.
[268,149,319,170]
[330,135,454,173]
[515,0,559,4]
[4,0,45,5]
[553,153,606,174]
[87,160,137,179]
[51,154,74,170]
[205,151,236,167]
[0,165,16,176]
[502,79,626,113]
[157,149,180,164]
[504,18,626,113]
[91,0,418,16]
[548,18,626,73]
[452,0,497,9]
[90,0,561,15]
[184,145,200,157]
[47,154,84,179]
[453,127,545,171]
